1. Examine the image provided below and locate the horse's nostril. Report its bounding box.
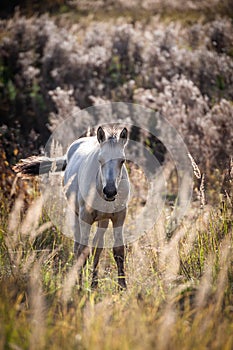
[111,188,117,197]
[103,185,117,198]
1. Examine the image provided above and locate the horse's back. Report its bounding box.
[66,137,97,162]
[64,136,98,190]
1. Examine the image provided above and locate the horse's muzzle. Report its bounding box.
[103,184,117,201]
[105,196,116,202]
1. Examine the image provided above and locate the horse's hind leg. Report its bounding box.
[73,211,81,256]
[74,244,90,289]
[91,219,109,289]
[73,212,91,288]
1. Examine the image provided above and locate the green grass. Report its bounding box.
[0,183,232,350]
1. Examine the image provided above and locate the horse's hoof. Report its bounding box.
[91,280,98,290]
[118,279,127,291]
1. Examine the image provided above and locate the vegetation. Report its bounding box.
[0,171,232,349]
[0,1,232,349]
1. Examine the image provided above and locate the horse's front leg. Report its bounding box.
[112,210,127,290]
[91,219,109,289]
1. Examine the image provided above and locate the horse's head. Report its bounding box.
[97,126,128,202]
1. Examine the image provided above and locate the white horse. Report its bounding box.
[14,126,130,289]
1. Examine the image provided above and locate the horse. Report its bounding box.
[13,126,130,289]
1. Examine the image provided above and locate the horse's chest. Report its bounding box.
[94,211,116,221]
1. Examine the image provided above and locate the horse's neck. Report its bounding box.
[80,147,100,184]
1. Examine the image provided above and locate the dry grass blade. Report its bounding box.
[29,262,46,350]
[8,195,24,234]
[188,153,206,208]
[188,153,201,179]
[62,247,90,303]
[20,197,43,237]
[199,173,206,208]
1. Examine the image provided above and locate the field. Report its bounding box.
[0,1,233,349]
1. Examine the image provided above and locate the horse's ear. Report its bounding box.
[119,127,128,145]
[97,126,106,143]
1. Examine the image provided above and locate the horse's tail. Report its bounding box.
[13,155,67,178]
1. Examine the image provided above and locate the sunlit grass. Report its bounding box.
[0,181,232,350]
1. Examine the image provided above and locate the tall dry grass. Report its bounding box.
[0,161,232,350]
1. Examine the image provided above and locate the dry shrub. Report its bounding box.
[1,10,232,177]
[134,76,233,171]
